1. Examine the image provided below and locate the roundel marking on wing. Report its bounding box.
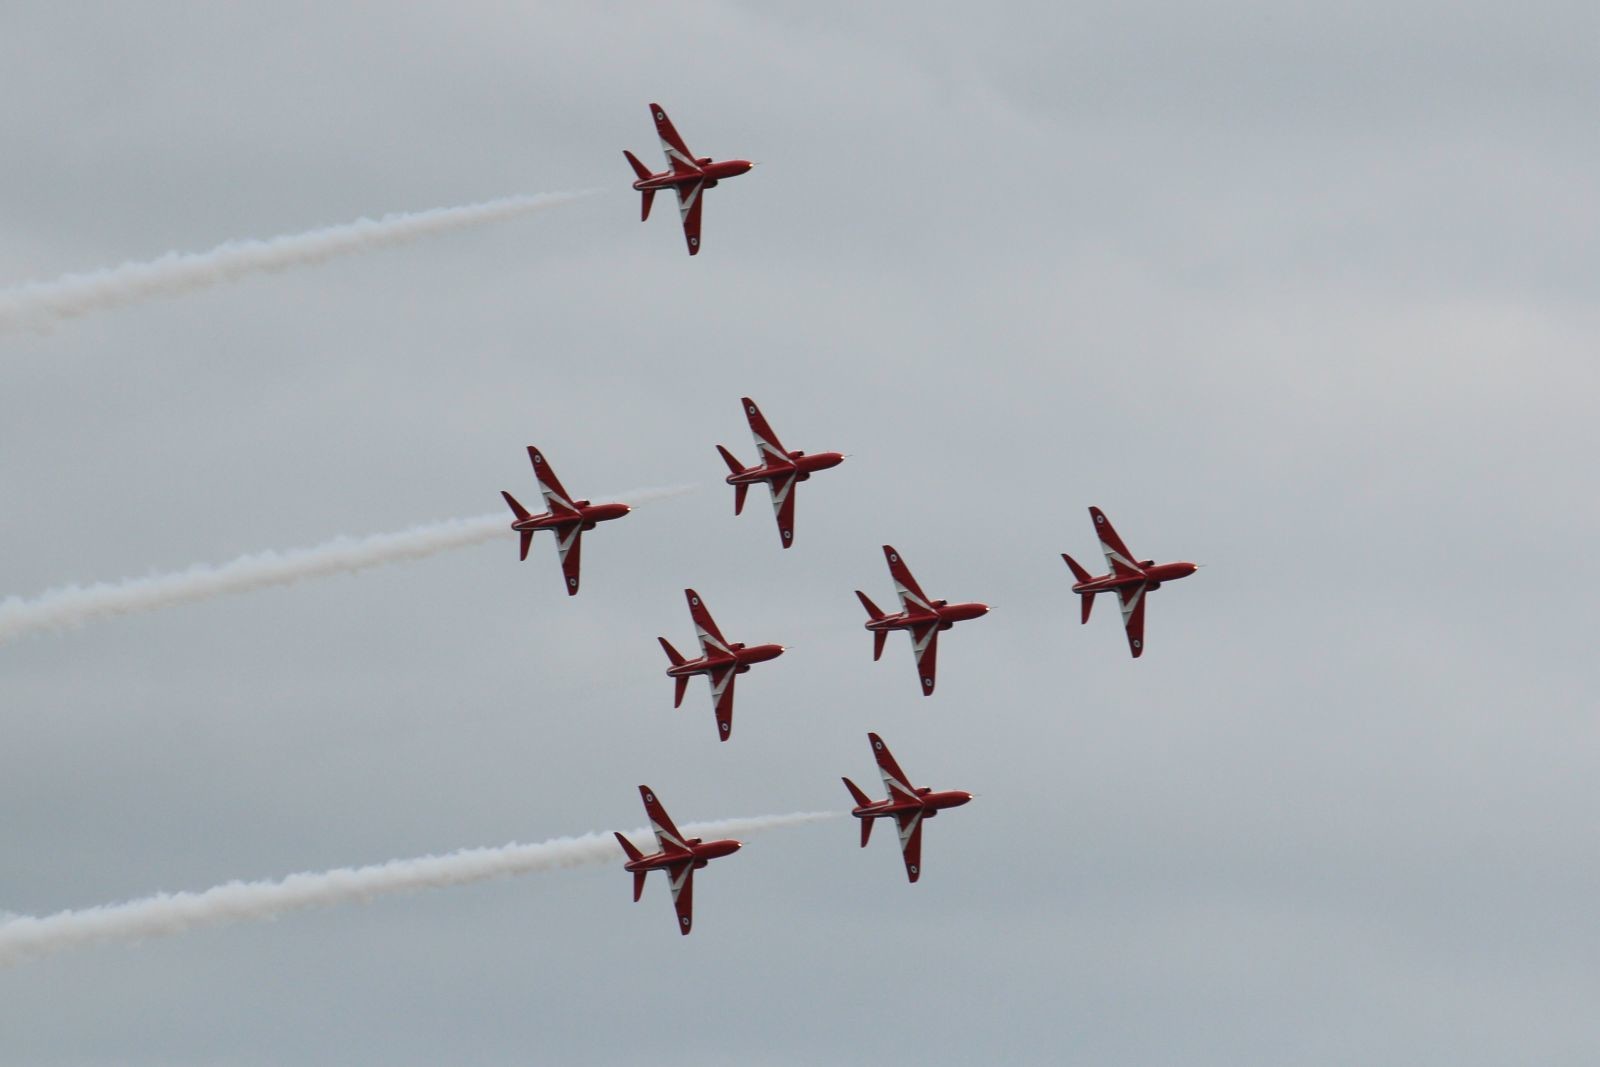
[1132,639,1142,649]
[720,722,730,734]
[690,237,699,247]
[691,596,700,606]
[645,792,654,802]
[874,739,883,750]
[746,404,756,414]
[889,553,898,563]
[909,865,918,875]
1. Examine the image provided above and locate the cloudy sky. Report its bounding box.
[1,2,1596,1063]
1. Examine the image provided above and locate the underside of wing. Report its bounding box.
[870,733,920,803]
[1118,582,1149,657]
[525,447,578,518]
[1090,506,1143,579]
[709,666,737,741]
[651,103,702,177]
[684,589,731,655]
[677,180,705,255]
[896,810,925,883]
[638,785,691,856]
[667,861,695,935]
[910,622,939,696]
[741,397,791,465]
[769,474,798,548]
[556,525,582,596]
[882,546,933,613]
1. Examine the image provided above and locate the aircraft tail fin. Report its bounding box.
[1061,552,1092,583]
[855,590,885,621]
[613,831,644,863]
[842,776,871,807]
[716,445,745,475]
[623,149,653,182]
[658,636,686,668]
[501,490,533,522]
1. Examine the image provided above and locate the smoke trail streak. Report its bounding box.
[0,191,592,330]
[0,812,840,966]
[0,485,693,643]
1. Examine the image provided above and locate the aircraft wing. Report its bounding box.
[650,103,702,177]
[869,732,920,803]
[684,589,731,656]
[1118,582,1149,658]
[527,447,579,518]
[740,397,791,466]
[556,525,582,596]
[895,809,925,883]
[882,545,934,613]
[676,180,705,255]
[666,860,695,934]
[1090,506,1144,579]
[638,785,692,855]
[769,472,798,548]
[909,622,939,696]
[708,664,737,741]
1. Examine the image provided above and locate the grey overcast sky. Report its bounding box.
[1,2,1596,1064]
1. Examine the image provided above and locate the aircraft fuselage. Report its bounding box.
[725,450,845,487]
[510,500,630,534]
[623,837,743,874]
[851,789,974,823]
[633,158,754,192]
[1071,561,1197,595]
[866,600,990,633]
[666,642,786,679]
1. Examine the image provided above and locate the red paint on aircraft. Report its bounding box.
[499,446,630,596]
[613,785,742,935]
[842,733,972,883]
[855,545,989,696]
[716,397,844,548]
[1060,506,1198,657]
[624,103,754,255]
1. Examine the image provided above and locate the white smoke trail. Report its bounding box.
[0,811,840,966]
[0,484,693,643]
[0,190,593,330]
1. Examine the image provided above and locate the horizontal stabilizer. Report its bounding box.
[673,675,689,709]
[872,629,887,662]
[1081,591,1095,624]
[716,444,745,476]
[639,188,655,222]
[613,831,644,863]
[733,483,748,515]
[632,869,647,902]
[658,636,686,667]
[860,817,874,847]
[623,149,653,181]
[501,490,532,523]
[855,590,885,621]
[1061,552,1092,584]
[842,776,872,808]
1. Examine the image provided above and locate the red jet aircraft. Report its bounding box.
[624,103,753,255]
[499,446,630,596]
[613,785,742,935]
[856,545,989,696]
[842,733,972,883]
[1061,506,1198,657]
[658,589,785,741]
[716,397,844,549]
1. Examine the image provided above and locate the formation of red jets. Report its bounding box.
[498,106,1200,934]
